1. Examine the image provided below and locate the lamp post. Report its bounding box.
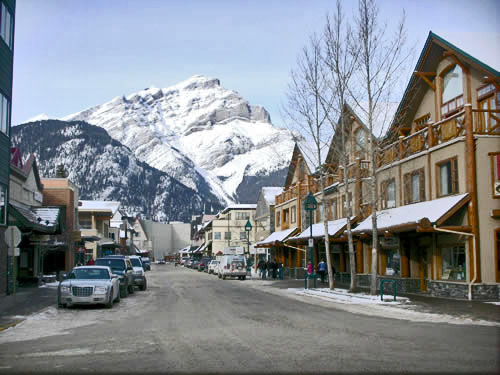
[121,215,129,255]
[245,219,252,257]
[304,192,318,269]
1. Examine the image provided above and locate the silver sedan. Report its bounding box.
[57,266,121,308]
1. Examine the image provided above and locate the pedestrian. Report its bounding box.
[272,259,278,279]
[318,259,326,283]
[87,256,95,265]
[278,261,284,280]
[257,259,267,280]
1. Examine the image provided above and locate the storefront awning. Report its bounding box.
[196,241,212,253]
[352,193,470,234]
[8,202,62,234]
[287,217,356,245]
[255,228,299,248]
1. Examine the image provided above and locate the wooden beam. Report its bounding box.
[443,51,468,73]
[415,71,436,91]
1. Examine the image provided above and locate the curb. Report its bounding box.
[0,319,25,332]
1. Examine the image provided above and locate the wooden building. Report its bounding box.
[0,0,15,295]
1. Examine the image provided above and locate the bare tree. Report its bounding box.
[354,0,411,294]
[283,33,335,282]
[322,1,360,292]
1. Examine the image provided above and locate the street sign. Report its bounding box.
[308,239,314,248]
[5,226,22,248]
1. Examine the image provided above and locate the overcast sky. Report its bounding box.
[11,0,499,126]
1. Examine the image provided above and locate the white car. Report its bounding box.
[217,255,247,280]
[129,255,147,290]
[57,266,120,308]
[208,260,220,274]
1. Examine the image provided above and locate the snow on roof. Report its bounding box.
[220,204,257,214]
[262,187,284,205]
[352,194,469,233]
[202,214,216,223]
[289,217,355,240]
[79,200,120,213]
[32,207,60,226]
[255,228,298,247]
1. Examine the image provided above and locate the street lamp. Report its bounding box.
[304,192,317,269]
[121,215,129,255]
[245,219,252,257]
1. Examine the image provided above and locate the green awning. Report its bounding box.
[8,203,62,234]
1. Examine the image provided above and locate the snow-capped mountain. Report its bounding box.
[63,75,294,204]
[11,120,224,222]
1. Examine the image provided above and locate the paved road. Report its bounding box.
[0,265,498,374]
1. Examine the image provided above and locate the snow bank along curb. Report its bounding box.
[242,280,500,327]
[297,287,410,304]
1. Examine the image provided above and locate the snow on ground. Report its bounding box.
[243,281,500,327]
[484,301,500,306]
[38,282,59,289]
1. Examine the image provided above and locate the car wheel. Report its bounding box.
[121,283,129,298]
[128,282,135,294]
[140,279,147,291]
[115,289,121,302]
[105,290,113,309]
[222,275,226,280]
[242,276,246,281]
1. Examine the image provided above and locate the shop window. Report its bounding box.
[0,184,6,225]
[381,178,396,209]
[437,157,458,197]
[441,246,466,281]
[283,208,289,224]
[489,152,500,198]
[385,249,400,276]
[224,232,231,240]
[441,65,464,118]
[330,198,337,220]
[291,206,296,223]
[404,169,425,204]
[0,92,10,136]
[0,3,13,50]
[214,232,221,240]
[496,230,500,282]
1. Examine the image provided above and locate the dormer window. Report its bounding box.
[441,65,464,118]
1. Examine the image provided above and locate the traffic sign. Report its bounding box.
[308,239,314,248]
[5,226,22,248]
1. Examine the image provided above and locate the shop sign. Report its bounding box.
[224,246,244,255]
[380,237,400,249]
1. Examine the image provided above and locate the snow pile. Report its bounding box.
[63,75,296,204]
[39,281,59,289]
[294,287,409,304]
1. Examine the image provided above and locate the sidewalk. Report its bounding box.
[248,277,500,324]
[0,285,57,331]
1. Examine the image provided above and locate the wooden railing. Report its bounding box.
[472,109,500,134]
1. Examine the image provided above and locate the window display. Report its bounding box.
[441,246,466,281]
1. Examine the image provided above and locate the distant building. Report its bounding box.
[142,220,191,260]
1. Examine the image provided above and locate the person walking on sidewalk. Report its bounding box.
[271,259,278,279]
[318,259,326,283]
[307,261,313,275]
[257,259,267,280]
[278,261,284,280]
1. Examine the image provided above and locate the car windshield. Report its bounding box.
[70,268,110,280]
[95,259,125,271]
[130,258,142,267]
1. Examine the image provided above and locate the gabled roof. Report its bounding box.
[386,31,500,142]
[284,143,313,188]
[219,204,257,215]
[9,153,44,192]
[8,202,62,234]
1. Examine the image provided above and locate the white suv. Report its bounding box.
[208,260,219,274]
[218,255,247,280]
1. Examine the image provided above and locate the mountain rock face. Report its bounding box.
[63,75,294,204]
[11,120,224,222]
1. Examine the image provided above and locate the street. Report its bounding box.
[0,264,498,374]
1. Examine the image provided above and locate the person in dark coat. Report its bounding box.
[331,264,336,288]
[271,259,278,279]
[257,259,267,280]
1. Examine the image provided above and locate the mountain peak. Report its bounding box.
[176,74,221,91]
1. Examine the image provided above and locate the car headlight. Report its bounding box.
[94,286,108,294]
[60,286,70,293]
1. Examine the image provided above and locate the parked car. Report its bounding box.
[57,266,120,308]
[198,257,211,272]
[191,259,200,269]
[129,256,147,291]
[95,256,135,298]
[185,259,193,268]
[218,255,247,280]
[180,257,190,265]
[141,257,151,271]
[158,259,166,264]
[208,260,220,274]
